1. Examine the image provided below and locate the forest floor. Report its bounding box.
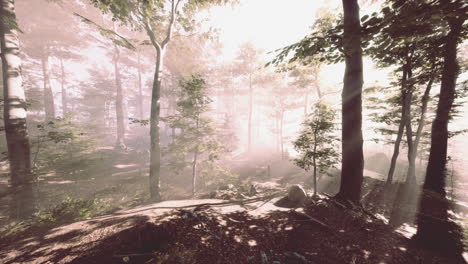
[0,149,466,264]
[0,190,465,264]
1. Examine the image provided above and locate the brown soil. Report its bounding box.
[0,195,464,264]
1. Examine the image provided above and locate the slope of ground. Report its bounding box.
[0,193,464,264]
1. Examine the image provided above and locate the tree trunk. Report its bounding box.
[280,110,284,160]
[387,64,411,185]
[113,44,126,148]
[137,51,144,120]
[404,66,416,186]
[336,0,364,203]
[1,0,33,186]
[303,91,309,116]
[59,58,68,116]
[411,71,435,176]
[313,66,322,99]
[149,47,163,201]
[192,117,200,197]
[145,0,179,201]
[414,13,464,257]
[248,74,253,153]
[40,48,55,120]
[313,124,318,197]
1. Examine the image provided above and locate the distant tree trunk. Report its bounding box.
[280,110,284,160]
[303,91,309,116]
[313,66,322,99]
[137,51,144,119]
[192,117,200,197]
[414,12,464,257]
[275,115,279,153]
[248,73,253,153]
[313,124,318,197]
[113,44,126,148]
[59,58,68,116]
[0,0,33,186]
[40,47,55,120]
[335,0,364,203]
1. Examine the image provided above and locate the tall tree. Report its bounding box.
[335,0,364,203]
[90,0,230,201]
[233,42,262,154]
[414,0,466,256]
[271,3,364,203]
[113,42,126,148]
[0,0,33,185]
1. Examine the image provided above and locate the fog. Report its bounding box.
[0,0,467,263]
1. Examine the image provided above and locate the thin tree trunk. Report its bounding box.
[59,58,68,116]
[1,0,33,186]
[336,0,364,203]
[137,51,144,119]
[304,91,309,116]
[313,66,322,99]
[275,114,279,153]
[280,110,284,160]
[411,69,435,176]
[192,117,200,197]
[40,48,55,120]
[414,11,464,256]
[113,44,125,148]
[387,65,410,185]
[404,65,416,186]
[248,73,253,153]
[313,124,318,197]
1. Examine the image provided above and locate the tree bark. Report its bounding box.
[280,109,284,160]
[248,73,253,153]
[1,0,33,186]
[59,57,68,116]
[137,51,144,119]
[40,47,55,120]
[404,64,416,186]
[192,117,200,197]
[113,44,126,148]
[335,0,364,203]
[410,69,435,180]
[387,59,412,185]
[313,124,318,197]
[149,47,163,201]
[414,10,464,256]
[145,0,180,201]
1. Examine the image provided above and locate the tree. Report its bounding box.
[164,75,226,196]
[364,0,445,187]
[271,2,364,203]
[17,0,81,121]
[1,0,33,186]
[293,102,339,196]
[233,42,262,154]
[335,0,364,203]
[90,0,229,201]
[414,0,466,257]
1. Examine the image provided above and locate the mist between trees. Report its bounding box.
[0,0,467,262]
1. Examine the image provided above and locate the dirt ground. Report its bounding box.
[0,191,466,264]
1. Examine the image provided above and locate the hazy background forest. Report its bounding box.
[0,0,467,263]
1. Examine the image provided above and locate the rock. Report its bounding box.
[287,184,307,204]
